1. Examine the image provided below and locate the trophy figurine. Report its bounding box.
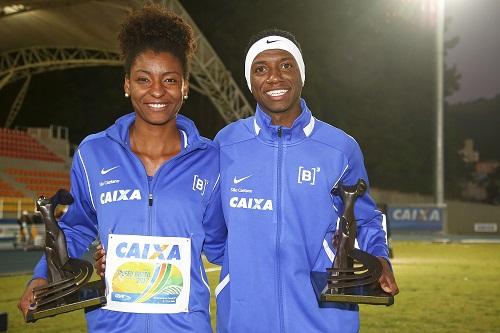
[311,179,394,306]
[26,189,106,322]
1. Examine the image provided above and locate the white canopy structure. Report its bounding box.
[0,0,253,127]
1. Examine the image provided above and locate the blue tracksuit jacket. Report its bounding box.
[32,113,226,333]
[214,99,389,333]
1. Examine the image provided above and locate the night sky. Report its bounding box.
[1,0,499,148]
[446,0,500,103]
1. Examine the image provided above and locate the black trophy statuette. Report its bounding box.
[311,179,394,306]
[26,189,106,322]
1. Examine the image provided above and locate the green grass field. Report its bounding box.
[2,241,499,333]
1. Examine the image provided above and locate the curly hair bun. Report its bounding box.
[118,3,196,77]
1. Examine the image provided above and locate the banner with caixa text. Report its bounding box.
[104,234,191,313]
[387,204,444,231]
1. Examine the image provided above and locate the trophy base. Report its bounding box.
[26,280,106,322]
[310,271,394,307]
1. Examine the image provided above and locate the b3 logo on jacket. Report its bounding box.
[297,166,320,185]
[192,175,208,195]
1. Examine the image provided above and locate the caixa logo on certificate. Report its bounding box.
[106,235,192,313]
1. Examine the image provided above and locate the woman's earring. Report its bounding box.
[183,95,188,100]
[124,92,129,98]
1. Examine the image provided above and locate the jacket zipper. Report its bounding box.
[276,127,285,333]
[107,126,205,333]
[147,189,153,332]
[141,146,200,332]
[120,141,155,333]
[148,190,153,235]
[111,141,152,332]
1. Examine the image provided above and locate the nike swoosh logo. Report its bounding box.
[233,175,252,184]
[266,39,279,44]
[101,166,120,175]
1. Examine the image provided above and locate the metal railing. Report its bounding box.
[0,197,35,219]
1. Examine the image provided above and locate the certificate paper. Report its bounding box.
[104,234,191,313]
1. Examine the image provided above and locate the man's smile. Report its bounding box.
[265,89,289,97]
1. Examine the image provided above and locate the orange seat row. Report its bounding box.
[25,184,68,196]
[4,168,69,178]
[0,129,65,163]
[15,176,70,186]
[0,180,24,197]
[0,189,24,197]
[0,149,64,162]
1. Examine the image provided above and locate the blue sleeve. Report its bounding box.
[333,140,389,261]
[32,149,99,280]
[202,175,227,266]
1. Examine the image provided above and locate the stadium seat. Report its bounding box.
[2,168,70,199]
[0,128,64,162]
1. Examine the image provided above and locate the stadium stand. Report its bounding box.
[0,126,71,219]
[3,168,70,196]
[0,179,24,197]
[0,128,65,163]
[1,167,70,212]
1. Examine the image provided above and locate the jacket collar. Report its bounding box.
[253,98,315,142]
[106,113,206,150]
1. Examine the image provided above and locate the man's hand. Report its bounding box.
[18,278,47,319]
[93,244,106,278]
[377,257,399,296]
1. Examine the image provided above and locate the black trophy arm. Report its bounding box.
[331,179,367,269]
[332,179,367,241]
[36,189,74,282]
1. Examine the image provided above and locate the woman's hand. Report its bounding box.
[93,244,107,278]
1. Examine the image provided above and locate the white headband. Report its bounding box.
[244,35,305,91]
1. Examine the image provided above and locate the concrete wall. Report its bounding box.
[446,200,500,235]
[371,188,500,236]
[26,126,71,163]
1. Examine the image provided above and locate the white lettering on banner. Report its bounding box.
[229,197,273,210]
[392,208,441,222]
[100,189,142,204]
[474,223,498,233]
